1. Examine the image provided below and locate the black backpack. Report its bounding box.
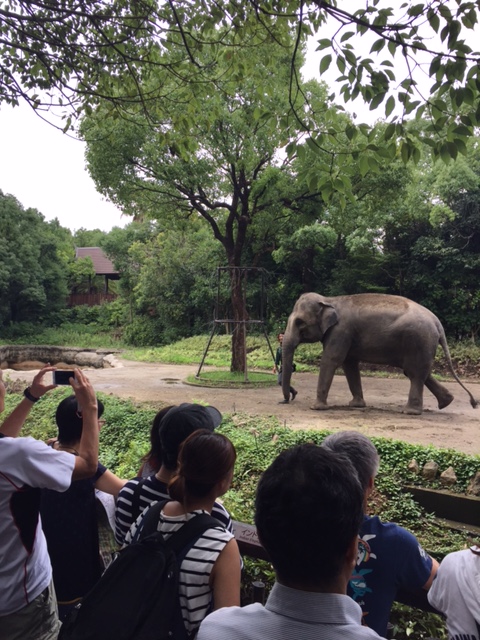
[59,501,218,640]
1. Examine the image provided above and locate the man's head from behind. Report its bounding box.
[159,403,222,470]
[55,395,104,446]
[255,444,363,590]
[321,431,380,495]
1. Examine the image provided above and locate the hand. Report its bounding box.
[29,365,57,399]
[69,369,97,413]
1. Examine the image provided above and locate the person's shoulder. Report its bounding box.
[362,515,413,540]
[197,604,263,639]
[118,476,143,495]
[212,500,232,526]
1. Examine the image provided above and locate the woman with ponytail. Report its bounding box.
[124,429,240,637]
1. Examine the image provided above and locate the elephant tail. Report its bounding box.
[439,332,478,409]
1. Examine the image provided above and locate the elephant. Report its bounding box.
[281,292,478,415]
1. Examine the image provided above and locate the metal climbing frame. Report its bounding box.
[196,267,277,381]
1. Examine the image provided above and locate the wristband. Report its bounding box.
[23,387,40,403]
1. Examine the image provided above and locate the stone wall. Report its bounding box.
[0,345,120,370]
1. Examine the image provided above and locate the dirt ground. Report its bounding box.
[6,357,480,455]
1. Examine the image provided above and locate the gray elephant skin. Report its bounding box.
[281,292,478,415]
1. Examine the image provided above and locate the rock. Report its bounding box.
[466,472,480,497]
[422,461,439,480]
[10,360,45,371]
[408,459,420,474]
[0,345,117,371]
[439,466,457,486]
[74,352,104,367]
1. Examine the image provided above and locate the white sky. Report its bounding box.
[0,104,127,232]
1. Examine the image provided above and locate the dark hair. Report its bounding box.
[140,406,175,473]
[159,404,222,470]
[321,431,380,494]
[55,395,104,445]
[168,430,236,503]
[254,444,363,588]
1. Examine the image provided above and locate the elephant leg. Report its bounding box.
[403,375,425,415]
[343,360,366,408]
[425,375,454,409]
[312,358,342,410]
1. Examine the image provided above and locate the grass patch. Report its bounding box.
[186,370,277,388]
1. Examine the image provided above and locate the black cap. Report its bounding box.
[159,403,222,469]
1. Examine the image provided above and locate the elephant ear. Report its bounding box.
[317,302,338,339]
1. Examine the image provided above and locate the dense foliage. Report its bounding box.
[2,1,479,165]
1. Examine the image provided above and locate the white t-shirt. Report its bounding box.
[428,547,480,640]
[0,436,74,615]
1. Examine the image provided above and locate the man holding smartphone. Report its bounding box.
[0,366,99,640]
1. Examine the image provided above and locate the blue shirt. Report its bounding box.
[349,515,432,635]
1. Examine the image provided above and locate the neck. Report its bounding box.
[55,442,79,455]
[155,465,173,484]
[162,497,214,517]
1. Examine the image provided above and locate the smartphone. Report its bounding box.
[53,370,75,385]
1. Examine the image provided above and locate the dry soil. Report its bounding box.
[7,357,480,455]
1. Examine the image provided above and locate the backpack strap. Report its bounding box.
[133,500,168,541]
[163,513,220,555]
[136,501,220,552]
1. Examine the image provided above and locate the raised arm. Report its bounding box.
[69,369,100,481]
[0,365,56,437]
[422,556,440,590]
[95,470,127,496]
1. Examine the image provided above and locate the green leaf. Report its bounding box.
[319,54,332,74]
[370,38,386,54]
[359,154,369,176]
[316,39,332,51]
[385,95,395,117]
[369,92,386,110]
[384,122,396,141]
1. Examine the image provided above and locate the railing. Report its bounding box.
[232,520,439,614]
[67,293,117,307]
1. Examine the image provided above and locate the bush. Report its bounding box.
[123,316,165,347]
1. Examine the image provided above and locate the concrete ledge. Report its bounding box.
[0,345,122,370]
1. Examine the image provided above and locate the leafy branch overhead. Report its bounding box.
[0,0,480,156]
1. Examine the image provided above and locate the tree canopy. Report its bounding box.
[1,1,479,159]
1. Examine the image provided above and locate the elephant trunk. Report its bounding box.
[281,333,298,401]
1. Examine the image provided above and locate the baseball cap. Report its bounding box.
[158,403,223,469]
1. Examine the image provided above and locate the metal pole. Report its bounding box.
[196,323,218,378]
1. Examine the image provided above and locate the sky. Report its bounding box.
[0,105,127,232]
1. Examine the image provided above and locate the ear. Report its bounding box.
[345,535,359,572]
[318,302,338,338]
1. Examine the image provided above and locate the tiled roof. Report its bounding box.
[75,247,118,275]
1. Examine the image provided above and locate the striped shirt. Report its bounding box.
[114,475,233,545]
[125,507,233,635]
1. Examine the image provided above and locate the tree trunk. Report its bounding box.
[230,268,248,373]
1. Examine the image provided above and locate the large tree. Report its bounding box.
[82,33,348,370]
[0,191,71,325]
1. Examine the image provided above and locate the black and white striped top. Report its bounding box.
[114,476,233,545]
[124,508,233,635]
